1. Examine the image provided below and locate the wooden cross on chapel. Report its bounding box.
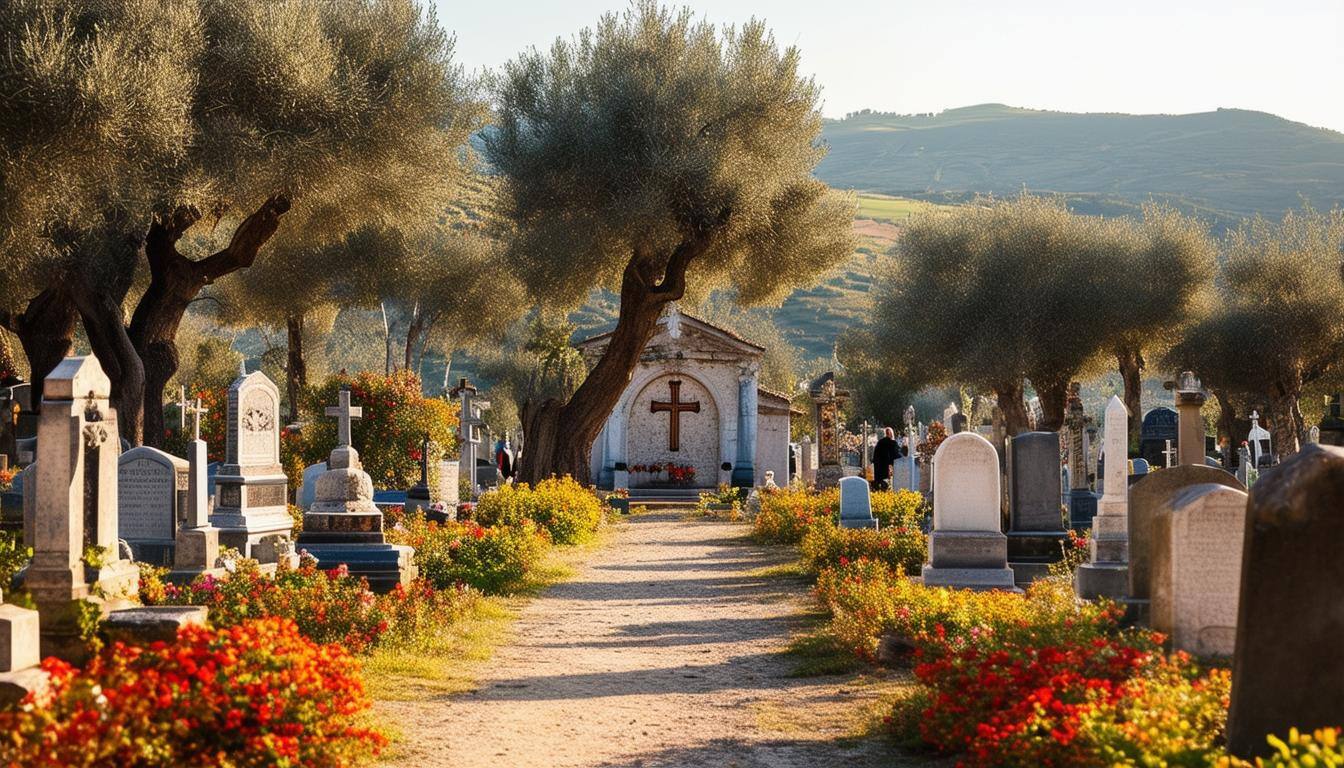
[651,380,700,452]
[326,388,363,448]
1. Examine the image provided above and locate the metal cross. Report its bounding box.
[325,388,363,448]
[188,396,208,441]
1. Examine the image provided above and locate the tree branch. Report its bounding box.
[195,194,292,282]
[651,205,732,300]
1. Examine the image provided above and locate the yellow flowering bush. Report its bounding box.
[473,476,604,545]
[1219,728,1344,768]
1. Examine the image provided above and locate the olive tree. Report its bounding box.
[869,195,1176,434]
[1167,206,1344,457]
[0,0,483,444]
[485,2,854,482]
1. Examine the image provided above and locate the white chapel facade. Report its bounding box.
[579,308,795,489]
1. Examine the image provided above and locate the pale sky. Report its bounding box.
[434,0,1344,133]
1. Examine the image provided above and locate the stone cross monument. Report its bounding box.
[23,356,139,661]
[174,396,219,576]
[209,370,292,559]
[810,374,849,490]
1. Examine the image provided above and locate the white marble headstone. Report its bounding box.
[1153,483,1248,657]
[932,432,1000,532]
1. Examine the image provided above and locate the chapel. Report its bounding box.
[579,308,796,490]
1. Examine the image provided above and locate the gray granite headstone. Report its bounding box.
[118,446,183,565]
[1227,445,1344,758]
[1006,431,1068,585]
[838,475,877,529]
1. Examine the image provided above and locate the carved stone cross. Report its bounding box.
[650,380,700,452]
[325,388,363,448]
[175,385,190,431]
[187,396,208,442]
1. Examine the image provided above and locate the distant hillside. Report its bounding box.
[818,104,1344,223]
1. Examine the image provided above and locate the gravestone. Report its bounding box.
[296,388,416,592]
[1077,396,1132,600]
[22,356,139,662]
[1318,394,1344,447]
[810,375,849,490]
[405,436,433,514]
[297,462,327,510]
[117,446,188,566]
[1226,445,1344,758]
[170,396,221,579]
[437,460,460,505]
[1130,458,1150,476]
[1127,465,1244,619]
[209,371,293,560]
[1139,407,1178,469]
[206,461,221,497]
[1064,384,1099,529]
[1174,372,1207,466]
[1005,431,1067,585]
[949,413,968,435]
[452,379,490,495]
[15,463,36,548]
[838,475,878,529]
[0,597,44,706]
[922,432,1017,591]
[1150,483,1247,658]
[1246,411,1273,468]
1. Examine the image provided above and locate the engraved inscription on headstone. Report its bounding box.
[247,484,287,508]
[240,388,277,465]
[118,457,175,541]
[220,486,241,508]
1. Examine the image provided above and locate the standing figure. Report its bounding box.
[495,438,514,481]
[871,427,898,491]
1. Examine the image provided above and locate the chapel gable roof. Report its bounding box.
[574,311,766,357]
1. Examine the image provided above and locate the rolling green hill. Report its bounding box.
[818,104,1344,223]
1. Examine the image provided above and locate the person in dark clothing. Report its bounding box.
[871,427,898,491]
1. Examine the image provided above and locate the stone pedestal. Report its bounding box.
[103,606,209,645]
[922,531,1018,590]
[297,445,416,593]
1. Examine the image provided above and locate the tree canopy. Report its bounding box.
[484,1,854,482]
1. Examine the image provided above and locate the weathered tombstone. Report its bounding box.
[209,371,292,560]
[22,357,139,661]
[1318,394,1344,447]
[1005,431,1067,585]
[1174,372,1206,466]
[170,396,220,578]
[799,437,815,485]
[809,374,848,490]
[296,388,416,592]
[1139,407,1178,469]
[437,460,460,505]
[1150,483,1247,658]
[949,412,968,435]
[1226,445,1344,758]
[1130,458,1150,476]
[117,446,188,566]
[1307,425,1321,445]
[297,461,327,510]
[0,594,45,706]
[1127,465,1244,620]
[1064,384,1099,529]
[1246,411,1273,468]
[922,432,1017,591]
[838,475,877,529]
[1077,397,1131,600]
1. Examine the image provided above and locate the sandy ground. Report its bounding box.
[378,511,904,768]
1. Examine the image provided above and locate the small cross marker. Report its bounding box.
[175,385,191,431]
[325,388,363,448]
[187,396,209,441]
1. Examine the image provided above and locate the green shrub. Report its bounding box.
[474,476,604,545]
[800,523,925,577]
[387,513,548,595]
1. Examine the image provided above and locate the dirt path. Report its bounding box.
[378,511,901,768]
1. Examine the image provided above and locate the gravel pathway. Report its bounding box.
[378,510,904,768]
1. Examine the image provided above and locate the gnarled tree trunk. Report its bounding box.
[286,313,307,424]
[72,285,145,444]
[129,196,289,447]
[1266,380,1303,461]
[1034,377,1071,433]
[2,289,79,408]
[1115,345,1145,452]
[516,217,726,484]
[992,380,1030,437]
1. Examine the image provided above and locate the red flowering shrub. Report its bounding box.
[915,627,1158,766]
[0,618,386,767]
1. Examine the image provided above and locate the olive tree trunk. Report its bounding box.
[1115,345,1145,451]
[2,289,78,408]
[129,196,290,447]
[286,313,307,424]
[1266,379,1303,460]
[516,220,726,484]
[1034,378,1071,433]
[992,380,1030,437]
[72,286,145,444]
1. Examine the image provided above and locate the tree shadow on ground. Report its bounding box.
[590,735,957,768]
